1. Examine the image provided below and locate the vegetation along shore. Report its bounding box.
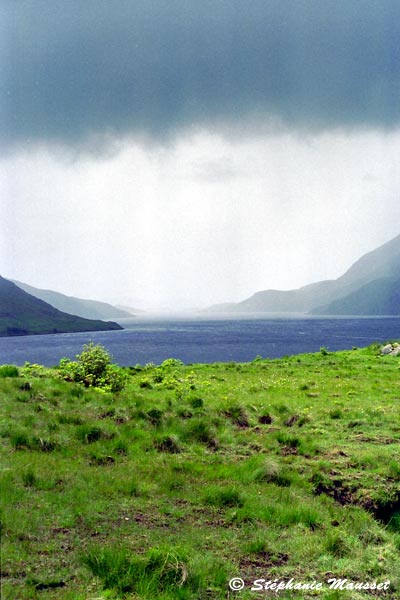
[1,343,400,599]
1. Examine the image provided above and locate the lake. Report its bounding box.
[0,316,399,366]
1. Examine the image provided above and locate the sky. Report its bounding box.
[1,1,400,310]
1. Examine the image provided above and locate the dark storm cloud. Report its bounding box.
[1,0,400,149]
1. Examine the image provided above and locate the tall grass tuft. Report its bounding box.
[0,365,19,378]
[82,545,195,596]
[203,486,245,508]
[223,403,249,427]
[21,467,37,487]
[76,424,104,444]
[182,418,216,445]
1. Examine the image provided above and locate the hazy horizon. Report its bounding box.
[1,2,399,310]
[5,228,400,314]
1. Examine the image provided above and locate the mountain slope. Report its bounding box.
[312,277,400,315]
[0,277,123,336]
[310,234,400,315]
[334,233,400,288]
[12,280,134,320]
[206,233,400,315]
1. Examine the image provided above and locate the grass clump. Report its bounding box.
[146,407,164,426]
[182,418,217,446]
[325,531,352,556]
[154,434,181,454]
[276,432,301,448]
[252,459,295,487]
[76,424,105,444]
[0,365,19,377]
[189,397,203,409]
[82,545,196,596]
[223,403,249,427]
[10,431,59,452]
[10,430,31,450]
[203,486,245,508]
[21,467,37,487]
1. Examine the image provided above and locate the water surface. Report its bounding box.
[0,316,399,366]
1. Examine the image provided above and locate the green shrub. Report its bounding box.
[160,358,184,368]
[58,343,126,392]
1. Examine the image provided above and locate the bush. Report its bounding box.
[58,343,126,392]
[160,358,184,368]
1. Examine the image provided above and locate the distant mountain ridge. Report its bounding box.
[312,277,400,316]
[0,276,123,336]
[206,233,400,316]
[12,280,134,320]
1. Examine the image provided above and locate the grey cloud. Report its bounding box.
[1,0,400,150]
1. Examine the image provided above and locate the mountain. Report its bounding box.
[0,276,123,336]
[312,233,400,315]
[206,233,400,316]
[312,277,400,315]
[206,280,338,314]
[12,280,134,320]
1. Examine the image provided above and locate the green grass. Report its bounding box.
[1,344,400,598]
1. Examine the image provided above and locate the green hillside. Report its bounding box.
[1,345,399,599]
[0,276,123,336]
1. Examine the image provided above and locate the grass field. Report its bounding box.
[1,344,400,599]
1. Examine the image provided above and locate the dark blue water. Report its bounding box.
[0,316,399,366]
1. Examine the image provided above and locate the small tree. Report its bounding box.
[59,343,126,392]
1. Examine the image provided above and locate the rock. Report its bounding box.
[381,344,394,355]
[390,347,400,356]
